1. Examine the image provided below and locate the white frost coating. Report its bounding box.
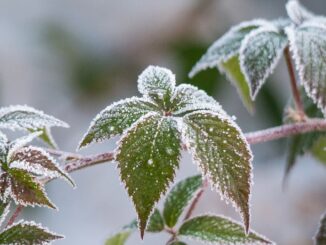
[9,146,75,187]
[189,19,271,78]
[115,112,181,235]
[2,220,64,244]
[78,96,157,149]
[286,25,326,116]
[137,65,176,99]
[0,105,69,131]
[286,0,315,25]
[239,26,288,99]
[179,213,274,245]
[182,110,253,232]
[0,131,8,144]
[0,202,10,227]
[171,84,226,116]
[7,132,42,163]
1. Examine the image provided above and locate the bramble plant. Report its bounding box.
[0,0,325,244]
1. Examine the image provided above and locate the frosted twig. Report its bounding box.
[6,118,326,230]
[284,46,306,120]
[5,205,23,228]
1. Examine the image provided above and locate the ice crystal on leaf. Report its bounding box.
[0,105,69,148]
[0,220,63,245]
[0,132,74,208]
[80,66,253,237]
[178,215,272,244]
[286,0,315,25]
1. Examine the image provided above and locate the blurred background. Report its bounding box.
[0,0,325,244]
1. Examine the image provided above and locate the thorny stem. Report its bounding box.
[5,118,326,231]
[284,46,306,120]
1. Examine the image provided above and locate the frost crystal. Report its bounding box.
[286,0,315,25]
[287,25,326,116]
[240,27,288,99]
[0,105,69,131]
[189,19,270,78]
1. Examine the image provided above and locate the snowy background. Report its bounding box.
[0,0,325,244]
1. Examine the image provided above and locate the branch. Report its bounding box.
[245,118,326,145]
[6,205,23,228]
[5,118,326,228]
[284,46,306,120]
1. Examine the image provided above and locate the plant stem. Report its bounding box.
[284,46,306,120]
[245,118,326,144]
[183,178,208,221]
[5,118,326,228]
[5,205,23,228]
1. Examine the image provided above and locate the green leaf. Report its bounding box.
[311,136,326,164]
[168,241,187,245]
[10,146,75,187]
[178,215,272,244]
[146,209,165,232]
[0,221,63,245]
[315,211,326,245]
[105,230,132,245]
[287,25,326,117]
[79,97,158,148]
[171,84,224,116]
[183,111,252,232]
[116,113,181,238]
[28,127,58,149]
[163,175,202,228]
[0,105,68,131]
[240,28,288,99]
[138,66,176,109]
[189,19,268,78]
[8,168,56,209]
[219,56,255,113]
[286,0,314,25]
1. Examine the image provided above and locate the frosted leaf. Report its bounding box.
[286,0,315,25]
[0,174,10,202]
[287,25,326,116]
[218,56,255,113]
[79,97,158,149]
[183,111,253,232]
[178,215,273,244]
[0,132,8,164]
[116,113,181,238]
[137,66,176,109]
[7,132,42,162]
[315,211,326,245]
[189,19,269,78]
[10,146,75,187]
[0,105,68,131]
[171,84,225,116]
[0,201,10,228]
[8,168,56,209]
[240,27,288,99]
[0,220,63,245]
[163,175,202,228]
